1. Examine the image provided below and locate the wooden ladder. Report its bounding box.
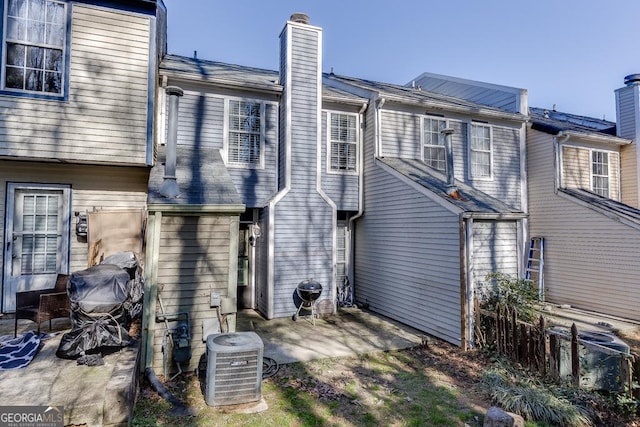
[525,237,545,301]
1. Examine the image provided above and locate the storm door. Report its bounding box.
[2,184,70,312]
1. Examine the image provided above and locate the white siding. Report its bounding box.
[0,160,148,280]
[0,5,152,165]
[471,220,519,296]
[527,129,640,321]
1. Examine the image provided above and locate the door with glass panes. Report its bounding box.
[2,184,70,312]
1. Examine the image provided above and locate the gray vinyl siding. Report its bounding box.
[255,208,270,316]
[173,92,278,207]
[527,129,640,321]
[379,110,521,209]
[616,86,638,140]
[320,111,360,210]
[0,160,148,278]
[0,5,152,165]
[278,33,288,192]
[269,23,334,319]
[412,75,522,113]
[469,125,522,209]
[151,214,236,372]
[355,165,462,345]
[471,220,518,297]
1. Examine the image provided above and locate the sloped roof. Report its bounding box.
[148,145,244,210]
[326,74,526,121]
[160,54,282,92]
[160,54,367,104]
[529,107,630,145]
[379,157,526,216]
[560,187,640,229]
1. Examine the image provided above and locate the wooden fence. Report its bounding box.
[474,299,639,398]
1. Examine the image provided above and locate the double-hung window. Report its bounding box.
[591,150,609,198]
[470,124,492,179]
[423,117,447,172]
[227,99,263,167]
[3,0,67,96]
[329,112,357,172]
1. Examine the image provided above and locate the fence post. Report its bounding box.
[519,323,527,364]
[633,355,640,401]
[511,308,518,361]
[539,316,546,377]
[497,305,503,354]
[620,356,633,398]
[549,332,558,379]
[571,323,579,387]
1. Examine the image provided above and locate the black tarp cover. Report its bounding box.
[56,252,143,359]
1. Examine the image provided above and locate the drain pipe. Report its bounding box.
[159,86,184,198]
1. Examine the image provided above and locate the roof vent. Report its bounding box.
[624,74,640,86]
[290,13,310,24]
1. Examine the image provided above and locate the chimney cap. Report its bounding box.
[624,74,640,86]
[165,86,184,97]
[290,13,310,24]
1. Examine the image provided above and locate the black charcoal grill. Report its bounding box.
[292,279,322,325]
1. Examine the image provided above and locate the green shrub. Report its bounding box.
[481,362,593,427]
[480,272,540,322]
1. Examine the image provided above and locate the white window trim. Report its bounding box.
[223,96,266,169]
[589,148,611,197]
[468,122,493,181]
[3,182,71,276]
[1,0,68,97]
[420,115,449,173]
[326,110,359,175]
[558,143,618,198]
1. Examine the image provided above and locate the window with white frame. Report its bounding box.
[330,113,357,172]
[470,124,492,178]
[423,117,447,171]
[3,0,67,95]
[591,150,609,197]
[228,99,263,166]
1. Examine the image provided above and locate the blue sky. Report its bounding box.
[162,0,640,122]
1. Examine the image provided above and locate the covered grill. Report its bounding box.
[292,279,322,325]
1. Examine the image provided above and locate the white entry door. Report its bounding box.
[2,184,71,312]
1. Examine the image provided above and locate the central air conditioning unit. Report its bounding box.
[205,331,264,406]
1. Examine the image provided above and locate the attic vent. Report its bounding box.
[290,13,309,24]
[624,74,640,86]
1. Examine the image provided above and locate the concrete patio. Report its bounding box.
[0,304,638,426]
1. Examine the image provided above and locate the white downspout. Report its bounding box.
[346,102,368,290]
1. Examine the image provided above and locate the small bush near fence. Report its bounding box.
[474,273,640,423]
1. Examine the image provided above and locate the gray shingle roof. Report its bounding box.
[160,54,281,91]
[327,74,526,121]
[560,187,640,228]
[160,54,367,104]
[530,107,617,136]
[379,157,525,215]
[148,145,243,209]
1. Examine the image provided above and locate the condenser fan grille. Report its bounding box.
[206,332,264,406]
